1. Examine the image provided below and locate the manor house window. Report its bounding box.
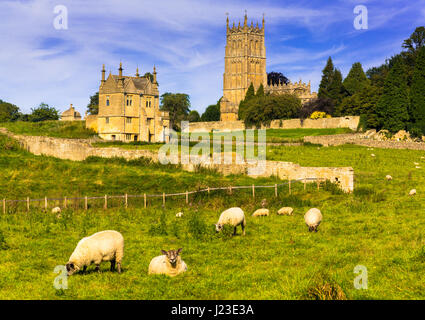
[106,117,109,124]
[106,96,110,106]
[126,95,133,106]
[126,134,131,140]
[126,117,132,124]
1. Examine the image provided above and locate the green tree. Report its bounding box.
[343,62,370,95]
[267,72,289,85]
[29,103,59,122]
[238,83,256,120]
[201,103,220,122]
[86,92,99,115]
[336,85,382,129]
[144,72,154,83]
[318,57,335,99]
[410,46,425,134]
[327,69,346,108]
[376,57,410,132]
[160,93,190,130]
[188,110,201,122]
[256,84,265,97]
[0,100,21,122]
[243,94,301,128]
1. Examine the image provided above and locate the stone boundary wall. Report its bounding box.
[0,128,354,192]
[188,116,360,132]
[305,133,425,151]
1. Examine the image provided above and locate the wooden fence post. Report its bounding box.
[304,178,307,191]
[125,194,128,209]
[229,186,232,195]
[144,193,147,208]
[104,195,107,209]
[163,192,166,206]
[207,187,210,195]
[2,199,5,214]
[85,196,88,211]
[27,197,30,212]
[186,191,188,204]
[289,180,291,195]
[317,178,320,190]
[252,184,255,198]
[275,184,277,197]
[64,197,67,209]
[45,197,48,211]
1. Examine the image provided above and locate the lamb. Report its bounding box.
[304,208,322,232]
[176,212,183,217]
[52,207,61,214]
[148,248,187,277]
[277,207,294,215]
[409,189,417,196]
[66,230,124,276]
[385,175,392,181]
[215,207,246,236]
[252,208,270,217]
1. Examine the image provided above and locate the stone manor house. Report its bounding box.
[86,63,170,142]
[220,13,317,121]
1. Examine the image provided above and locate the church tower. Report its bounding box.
[220,13,267,121]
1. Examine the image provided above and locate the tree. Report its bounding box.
[29,103,59,122]
[238,83,256,120]
[243,94,301,128]
[336,85,382,129]
[160,93,190,130]
[327,69,347,109]
[410,46,425,134]
[318,57,335,99]
[343,62,370,95]
[86,92,99,115]
[0,99,21,122]
[188,110,201,122]
[256,83,265,97]
[402,26,425,58]
[366,63,390,88]
[267,72,289,85]
[376,57,410,133]
[201,103,220,122]
[144,72,154,83]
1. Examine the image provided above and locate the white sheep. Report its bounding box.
[277,207,294,215]
[304,208,323,232]
[176,212,183,217]
[66,230,124,275]
[215,207,246,236]
[409,189,417,196]
[148,248,187,277]
[252,208,270,217]
[385,175,392,181]
[52,207,61,214]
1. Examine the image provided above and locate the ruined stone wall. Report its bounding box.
[0,128,354,192]
[188,116,360,132]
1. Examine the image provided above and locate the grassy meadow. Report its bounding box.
[1,127,425,299]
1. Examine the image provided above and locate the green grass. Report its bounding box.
[0,121,97,139]
[1,132,425,299]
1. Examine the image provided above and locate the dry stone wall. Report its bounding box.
[0,128,354,192]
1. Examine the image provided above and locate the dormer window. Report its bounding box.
[106,96,110,106]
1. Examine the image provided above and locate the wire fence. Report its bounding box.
[1,177,330,214]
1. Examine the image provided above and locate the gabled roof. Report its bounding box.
[109,75,150,93]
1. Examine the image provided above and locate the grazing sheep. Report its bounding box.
[371,154,376,157]
[304,208,322,232]
[252,208,270,217]
[215,207,246,236]
[66,230,124,276]
[414,162,420,166]
[148,248,187,277]
[176,212,183,218]
[277,207,294,216]
[385,175,392,181]
[52,207,61,214]
[409,189,417,196]
[416,166,421,169]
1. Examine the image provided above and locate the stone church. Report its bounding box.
[220,14,317,121]
[86,63,170,142]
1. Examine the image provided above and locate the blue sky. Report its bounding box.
[0,0,424,115]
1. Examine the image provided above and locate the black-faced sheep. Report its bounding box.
[215,207,246,236]
[66,230,124,275]
[148,248,187,277]
[304,208,322,232]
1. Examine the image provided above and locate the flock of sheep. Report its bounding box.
[62,204,323,277]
